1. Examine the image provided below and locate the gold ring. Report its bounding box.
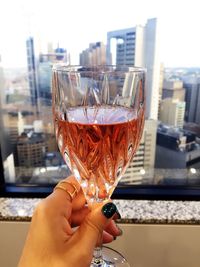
[54,180,79,201]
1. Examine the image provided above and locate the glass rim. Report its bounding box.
[52,64,146,73]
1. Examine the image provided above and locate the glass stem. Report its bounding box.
[92,247,104,265]
[91,234,104,266]
[90,199,107,266]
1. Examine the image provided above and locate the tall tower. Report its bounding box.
[184,77,200,124]
[122,120,157,184]
[0,55,6,107]
[26,37,39,109]
[107,18,160,120]
[159,98,186,128]
[80,42,106,66]
[107,18,160,183]
[162,80,185,101]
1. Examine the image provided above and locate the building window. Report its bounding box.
[126,32,135,36]
[126,37,135,41]
[0,5,200,200]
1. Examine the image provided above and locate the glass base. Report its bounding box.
[90,246,130,267]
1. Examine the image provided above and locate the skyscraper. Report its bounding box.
[37,61,52,105]
[107,18,160,120]
[80,42,106,66]
[122,120,157,183]
[157,63,164,120]
[26,37,39,108]
[0,55,5,107]
[184,77,200,124]
[38,46,67,106]
[159,98,186,128]
[17,132,46,167]
[156,125,200,169]
[39,46,67,63]
[0,57,16,181]
[162,80,185,101]
[26,37,68,109]
[5,112,25,146]
[107,18,160,183]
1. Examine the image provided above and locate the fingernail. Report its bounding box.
[116,225,123,236]
[113,209,121,220]
[102,202,117,219]
[116,209,121,219]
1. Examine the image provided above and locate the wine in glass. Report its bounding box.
[52,65,145,266]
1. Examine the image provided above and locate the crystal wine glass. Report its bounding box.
[52,65,145,267]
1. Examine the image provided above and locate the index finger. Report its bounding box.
[54,176,86,210]
[54,175,81,202]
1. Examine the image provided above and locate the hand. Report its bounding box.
[18,176,122,267]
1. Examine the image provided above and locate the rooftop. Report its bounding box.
[17,131,45,145]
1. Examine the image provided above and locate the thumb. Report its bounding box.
[73,202,117,252]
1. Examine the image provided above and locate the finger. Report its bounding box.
[60,176,87,212]
[47,175,88,229]
[71,189,86,211]
[71,207,90,227]
[51,175,82,219]
[102,230,115,244]
[62,217,74,238]
[54,175,81,203]
[70,202,117,253]
[104,220,122,237]
[31,199,73,245]
[54,176,87,212]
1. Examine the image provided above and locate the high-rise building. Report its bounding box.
[159,98,186,128]
[5,112,25,146]
[158,63,164,119]
[54,47,67,61]
[162,80,185,101]
[26,37,39,107]
[107,18,160,120]
[39,46,67,63]
[121,120,157,184]
[0,58,16,182]
[0,55,6,107]
[107,18,159,182]
[37,61,52,105]
[80,42,106,66]
[156,124,200,169]
[38,46,68,105]
[183,77,200,124]
[26,37,67,109]
[17,131,46,167]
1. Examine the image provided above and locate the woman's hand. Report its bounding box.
[18,176,122,267]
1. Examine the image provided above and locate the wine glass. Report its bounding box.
[52,65,145,266]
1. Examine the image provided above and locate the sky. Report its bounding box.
[0,0,200,68]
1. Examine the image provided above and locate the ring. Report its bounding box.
[54,180,79,201]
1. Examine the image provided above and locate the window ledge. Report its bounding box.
[1,197,200,225]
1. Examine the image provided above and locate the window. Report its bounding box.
[126,32,135,36]
[0,0,200,200]
[126,37,135,41]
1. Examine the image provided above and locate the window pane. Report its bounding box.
[0,0,200,187]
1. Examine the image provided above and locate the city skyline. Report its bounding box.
[0,0,200,185]
[0,0,200,68]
